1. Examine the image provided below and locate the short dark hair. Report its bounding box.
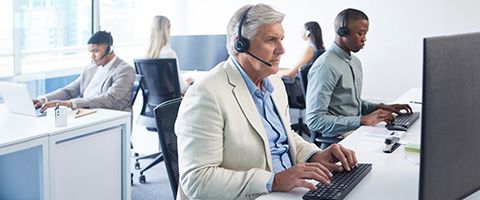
[334,8,369,31]
[88,31,113,45]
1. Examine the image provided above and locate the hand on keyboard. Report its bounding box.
[303,164,372,200]
[272,162,332,191]
[361,109,394,126]
[272,144,358,192]
[377,103,413,114]
[385,112,420,131]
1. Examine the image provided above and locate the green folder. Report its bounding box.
[404,143,420,153]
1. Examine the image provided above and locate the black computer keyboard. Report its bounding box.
[302,163,372,200]
[385,112,420,131]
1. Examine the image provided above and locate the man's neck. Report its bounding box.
[101,54,116,66]
[334,39,351,55]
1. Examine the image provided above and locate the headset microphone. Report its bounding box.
[234,6,272,67]
[246,51,272,67]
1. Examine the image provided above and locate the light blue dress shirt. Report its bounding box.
[232,58,292,191]
[306,42,377,137]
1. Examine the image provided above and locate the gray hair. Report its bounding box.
[226,4,285,55]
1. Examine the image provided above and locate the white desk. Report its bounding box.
[0,105,131,200]
[259,88,422,200]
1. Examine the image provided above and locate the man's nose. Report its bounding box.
[275,43,285,55]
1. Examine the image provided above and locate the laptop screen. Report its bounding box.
[0,81,44,117]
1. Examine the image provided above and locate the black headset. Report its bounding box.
[234,7,253,53]
[337,9,350,37]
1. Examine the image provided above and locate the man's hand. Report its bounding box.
[40,100,73,112]
[308,144,357,172]
[360,109,393,126]
[377,103,412,114]
[272,162,332,192]
[33,99,43,108]
[272,144,358,192]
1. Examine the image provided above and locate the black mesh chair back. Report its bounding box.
[154,98,182,198]
[134,58,181,130]
[281,76,305,110]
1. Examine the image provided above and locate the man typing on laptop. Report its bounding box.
[33,31,135,112]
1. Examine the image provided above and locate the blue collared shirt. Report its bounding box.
[305,42,377,137]
[232,58,292,192]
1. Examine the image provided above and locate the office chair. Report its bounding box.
[299,62,342,149]
[130,74,144,155]
[130,74,143,185]
[153,98,182,198]
[281,75,309,138]
[133,58,181,183]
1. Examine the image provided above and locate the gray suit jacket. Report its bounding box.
[45,57,135,112]
[175,58,320,200]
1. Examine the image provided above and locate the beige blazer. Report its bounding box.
[45,57,135,112]
[175,58,320,200]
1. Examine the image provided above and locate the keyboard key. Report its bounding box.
[385,112,420,131]
[302,163,372,200]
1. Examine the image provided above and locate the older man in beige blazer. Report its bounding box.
[34,31,135,112]
[175,4,358,200]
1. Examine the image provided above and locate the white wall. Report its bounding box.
[144,0,480,101]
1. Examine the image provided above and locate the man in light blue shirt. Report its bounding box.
[175,4,358,199]
[306,8,411,138]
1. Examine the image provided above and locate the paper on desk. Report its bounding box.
[357,126,405,142]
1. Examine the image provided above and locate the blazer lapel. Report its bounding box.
[100,57,121,91]
[224,59,272,170]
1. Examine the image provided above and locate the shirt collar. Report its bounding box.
[331,42,352,62]
[231,57,274,96]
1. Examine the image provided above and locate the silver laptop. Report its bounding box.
[0,81,46,117]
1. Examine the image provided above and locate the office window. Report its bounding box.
[99,0,142,61]
[99,0,178,61]
[17,0,92,74]
[0,1,14,77]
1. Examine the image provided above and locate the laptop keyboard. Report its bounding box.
[385,112,420,131]
[302,163,372,200]
[35,108,46,117]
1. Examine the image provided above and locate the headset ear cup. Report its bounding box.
[337,27,348,37]
[234,37,249,53]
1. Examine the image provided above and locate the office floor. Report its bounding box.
[131,93,173,200]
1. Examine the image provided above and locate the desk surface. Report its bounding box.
[0,104,130,148]
[0,104,132,200]
[259,88,422,200]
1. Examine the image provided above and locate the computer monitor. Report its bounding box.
[170,34,228,71]
[420,32,480,200]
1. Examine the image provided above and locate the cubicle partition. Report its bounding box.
[0,107,132,200]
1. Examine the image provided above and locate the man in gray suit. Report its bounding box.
[33,31,135,112]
